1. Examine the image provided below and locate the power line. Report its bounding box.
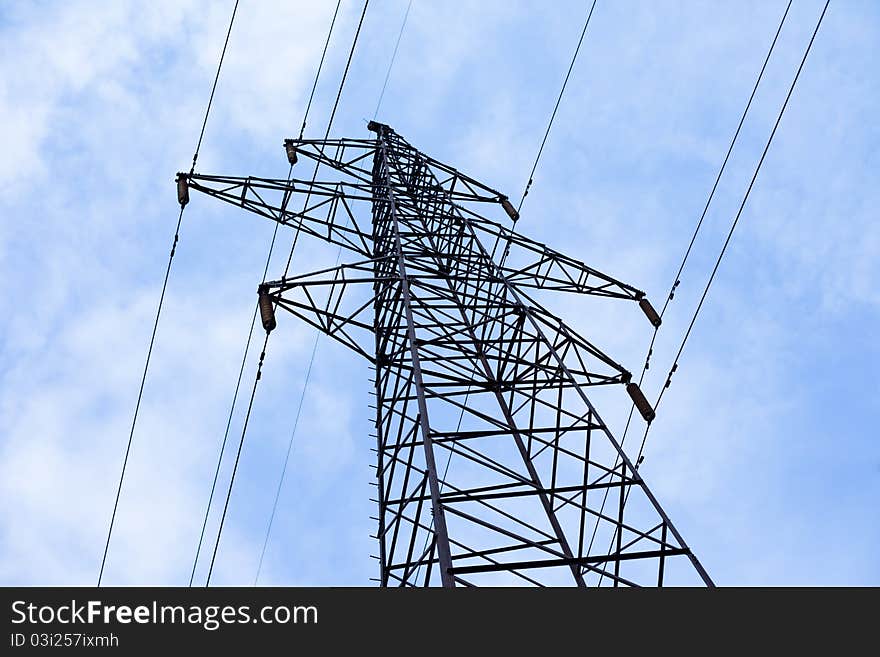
[586,0,793,562]
[498,0,598,267]
[641,0,830,452]
[516,0,598,215]
[98,0,240,587]
[188,223,278,587]
[300,0,344,140]
[206,0,371,587]
[189,0,343,588]
[253,212,362,586]
[253,332,320,584]
[373,0,413,120]
[598,0,830,585]
[190,0,241,173]
[256,0,417,584]
[206,334,269,586]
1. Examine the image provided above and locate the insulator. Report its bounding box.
[176,173,189,207]
[626,382,656,423]
[258,285,276,333]
[639,297,662,328]
[499,196,519,222]
[367,120,381,133]
[283,139,298,166]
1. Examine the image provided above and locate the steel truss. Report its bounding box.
[184,121,713,587]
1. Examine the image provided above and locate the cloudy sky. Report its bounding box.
[0,0,877,586]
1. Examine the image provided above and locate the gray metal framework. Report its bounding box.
[184,122,712,587]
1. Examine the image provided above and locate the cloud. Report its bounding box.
[0,0,877,586]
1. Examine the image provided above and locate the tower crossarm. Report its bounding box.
[186,173,375,257]
[287,128,509,206]
[361,123,648,303]
[261,254,634,389]
[462,213,647,301]
[262,257,396,363]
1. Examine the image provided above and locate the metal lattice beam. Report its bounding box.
[184,121,713,587]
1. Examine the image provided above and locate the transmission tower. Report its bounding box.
[181,121,713,587]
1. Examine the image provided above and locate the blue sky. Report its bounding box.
[0,0,877,586]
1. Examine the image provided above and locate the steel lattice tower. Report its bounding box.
[183,121,713,587]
